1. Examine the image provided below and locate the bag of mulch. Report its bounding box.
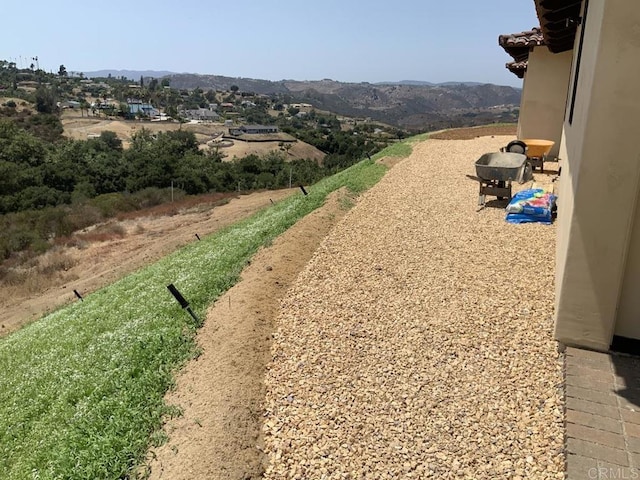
[505,188,556,224]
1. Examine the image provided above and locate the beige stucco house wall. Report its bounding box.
[516,48,572,159]
[554,0,640,350]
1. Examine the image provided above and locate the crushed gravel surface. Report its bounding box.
[263,136,564,479]
[430,125,517,140]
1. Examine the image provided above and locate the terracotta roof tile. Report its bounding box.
[498,28,545,48]
[506,61,528,79]
[498,27,545,62]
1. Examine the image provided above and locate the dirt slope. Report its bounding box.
[144,189,352,479]
[0,189,295,336]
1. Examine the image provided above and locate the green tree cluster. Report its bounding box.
[0,123,331,259]
[0,122,329,214]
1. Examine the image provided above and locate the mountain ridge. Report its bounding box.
[84,70,521,130]
[85,70,505,89]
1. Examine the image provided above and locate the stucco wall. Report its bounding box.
[555,0,640,349]
[618,184,640,339]
[517,48,573,159]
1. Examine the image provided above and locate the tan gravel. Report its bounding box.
[263,136,564,479]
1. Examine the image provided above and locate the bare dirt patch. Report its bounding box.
[144,188,354,480]
[216,137,325,163]
[0,189,295,336]
[61,111,326,161]
[430,124,517,140]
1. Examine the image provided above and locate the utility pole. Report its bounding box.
[289,166,292,188]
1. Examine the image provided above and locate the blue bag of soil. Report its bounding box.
[505,188,556,224]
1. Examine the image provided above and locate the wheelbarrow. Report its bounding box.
[474,152,528,206]
[515,139,555,172]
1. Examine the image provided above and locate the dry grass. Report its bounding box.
[37,251,78,275]
[0,250,79,293]
[430,124,517,140]
[76,222,126,243]
[115,192,237,220]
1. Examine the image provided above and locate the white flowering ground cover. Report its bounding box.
[0,151,399,479]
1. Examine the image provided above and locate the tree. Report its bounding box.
[165,105,178,119]
[98,131,123,151]
[79,99,90,117]
[118,103,130,118]
[58,65,67,77]
[230,85,239,93]
[139,75,144,88]
[204,89,216,103]
[35,86,56,114]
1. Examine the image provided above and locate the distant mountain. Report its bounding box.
[375,81,487,87]
[162,73,290,94]
[84,69,177,80]
[285,81,520,129]
[376,80,436,86]
[437,81,486,87]
[80,70,520,130]
[164,74,521,130]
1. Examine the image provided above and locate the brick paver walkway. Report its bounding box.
[565,347,640,479]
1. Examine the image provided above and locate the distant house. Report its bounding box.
[220,102,235,111]
[128,100,159,117]
[58,100,81,109]
[180,108,220,122]
[228,124,279,135]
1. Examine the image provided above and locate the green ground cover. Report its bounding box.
[0,141,414,479]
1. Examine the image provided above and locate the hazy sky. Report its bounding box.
[1,1,538,87]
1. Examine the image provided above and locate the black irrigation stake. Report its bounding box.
[167,283,199,324]
[299,185,308,196]
[195,233,201,241]
[73,289,83,302]
[270,198,274,205]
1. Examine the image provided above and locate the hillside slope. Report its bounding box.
[162,75,521,130]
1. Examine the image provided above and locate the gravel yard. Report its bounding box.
[263,136,564,479]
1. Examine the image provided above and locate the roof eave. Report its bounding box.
[534,0,582,53]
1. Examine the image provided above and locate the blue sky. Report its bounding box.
[1,1,538,87]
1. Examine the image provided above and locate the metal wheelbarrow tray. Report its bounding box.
[520,139,555,171]
[474,152,527,205]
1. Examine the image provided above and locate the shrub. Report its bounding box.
[37,251,77,275]
[89,193,137,217]
[77,222,126,243]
